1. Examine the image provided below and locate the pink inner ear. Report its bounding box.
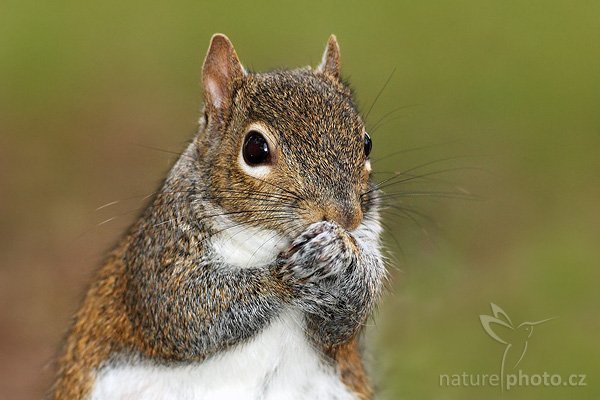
[202,34,246,112]
[206,78,224,109]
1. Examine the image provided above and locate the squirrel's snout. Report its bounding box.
[301,200,363,231]
[324,204,363,232]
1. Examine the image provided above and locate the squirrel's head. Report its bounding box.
[196,34,376,237]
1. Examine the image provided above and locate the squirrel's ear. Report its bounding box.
[317,34,341,79]
[202,34,246,115]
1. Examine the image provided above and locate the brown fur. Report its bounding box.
[50,244,132,399]
[328,337,373,400]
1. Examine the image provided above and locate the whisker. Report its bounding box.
[247,175,304,202]
[369,104,420,134]
[95,201,119,211]
[365,166,482,195]
[243,219,298,269]
[370,140,461,165]
[381,204,435,224]
[369,104,419,130]
[98,217,117,226]
[363,67,396,122]
[153,189,301,209]
[133,143,195,161]
[377,219,403,255]
[207,188,300,204]
[197,215,299,250]
[380,208,431,238]
[373,191,481,201]
[151,209,295,229]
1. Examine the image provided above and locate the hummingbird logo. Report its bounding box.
[480,303,555,389]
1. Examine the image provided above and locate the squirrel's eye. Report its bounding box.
[364,132,372,157]
[243,131,271,165]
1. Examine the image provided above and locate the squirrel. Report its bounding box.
[49,33,386,400]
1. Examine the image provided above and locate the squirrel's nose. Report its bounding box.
[299,197,364,231]
[322,202,363,231]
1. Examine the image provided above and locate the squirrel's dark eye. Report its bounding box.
[243,131,271,165]
[364,132,372,157]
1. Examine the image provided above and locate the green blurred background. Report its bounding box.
[1,1,599,399]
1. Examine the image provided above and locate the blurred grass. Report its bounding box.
[1,1,599,399]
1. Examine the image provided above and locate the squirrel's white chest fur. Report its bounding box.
[209,217,290,268]
[90,311,355,400]
[90,223,357,400]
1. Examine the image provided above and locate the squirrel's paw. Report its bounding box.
[279,221,356,284]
